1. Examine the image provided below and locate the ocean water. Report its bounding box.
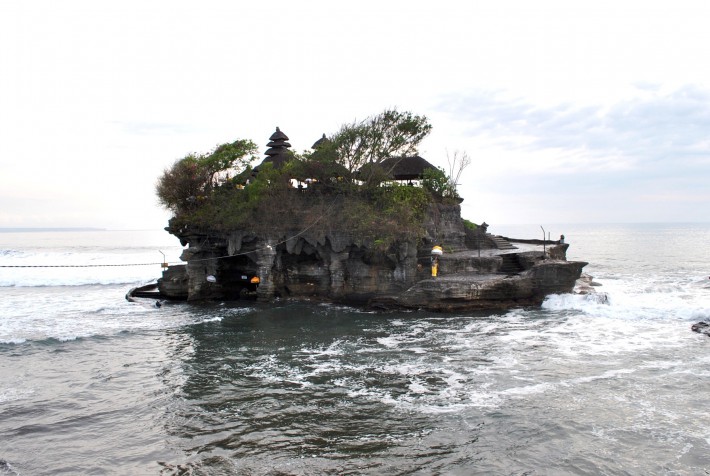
[1,225,709,475]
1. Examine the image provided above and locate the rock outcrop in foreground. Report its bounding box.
[159,202,587,311]
[692,322,710,337]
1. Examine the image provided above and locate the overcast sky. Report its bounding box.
[1,0,709,230]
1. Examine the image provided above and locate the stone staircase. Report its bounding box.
[499,253,525,274]
[487,234,517,250]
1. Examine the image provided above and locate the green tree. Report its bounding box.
[156,138,258,213]
[421,167,451,197]
[329,109,432,176]
[156,153,206,213]
[200,139,259,189]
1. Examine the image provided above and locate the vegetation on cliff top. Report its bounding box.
[157,110,468,246]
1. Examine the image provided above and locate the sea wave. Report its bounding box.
[0,277,157,287]
[542,293,610,310]
[0,289,241,345]
[0,241,179,287]
[542,275,709,322]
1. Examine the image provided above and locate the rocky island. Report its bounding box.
[153,110,587,311]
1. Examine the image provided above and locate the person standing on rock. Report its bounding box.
[431,245,443,277]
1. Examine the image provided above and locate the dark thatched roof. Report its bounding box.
[265,127,292,158]
[269,127,289,141]
[358,155,437,181]
[296,159,349,180]
[311,133,330,149]
[265,146,291,156]
[267,140,292,148]
[253,127,294,174]
[253,153,294,173]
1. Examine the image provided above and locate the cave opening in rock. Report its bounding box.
[217,254,260,300]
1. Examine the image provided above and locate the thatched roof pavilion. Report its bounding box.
[311,133,330,149]
[381,156,437,180]
[358,155,437,181]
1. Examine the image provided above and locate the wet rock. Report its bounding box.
[0,459,18,475]
[529,260,588,297]
[691,321,710,336]
[575,273,602,295]
[157,264,188,299]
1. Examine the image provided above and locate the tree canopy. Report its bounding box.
[311,109,432,177]
[156,110,466,247]
[156,139,258,213]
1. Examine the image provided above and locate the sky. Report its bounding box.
[1,0,709,230]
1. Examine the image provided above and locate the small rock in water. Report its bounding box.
[691,321,710,336]
[0,459,18,475]
[585,292,609,305]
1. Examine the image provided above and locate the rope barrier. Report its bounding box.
[0,263,170,268]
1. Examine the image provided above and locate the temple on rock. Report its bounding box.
[144,126,588,311]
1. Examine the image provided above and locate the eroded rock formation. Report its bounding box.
[159,202,587,311]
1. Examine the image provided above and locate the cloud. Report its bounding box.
[110,121,201,136]
[439,85,710,175]
[437,85,710,223]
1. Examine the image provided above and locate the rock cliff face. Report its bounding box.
[159,202,587,311]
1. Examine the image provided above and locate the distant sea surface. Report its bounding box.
[1,224,709,475]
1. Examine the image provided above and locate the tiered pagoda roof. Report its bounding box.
[254,127,293,172]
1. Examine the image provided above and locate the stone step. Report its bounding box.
[487,234,517,250]
[499,254,525,274]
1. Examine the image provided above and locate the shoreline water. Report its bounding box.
[1,224,709,474]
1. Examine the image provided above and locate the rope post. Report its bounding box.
[159,251,168,269]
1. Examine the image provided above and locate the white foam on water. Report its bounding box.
[0,285,236,344]
[542,293,609,311]
[0,386,35,404]
[201,316,223,323]
[407,379,430,394]
[568,367,637,385]
[308,265,706,416]
[314,339,346,357]
[536,270,709,360]
[405,347,428,354]
[334,268,709,415]
[500,381,557,397]
[590,427,619,443]
[466,389,503,409]
[376,335,404,348]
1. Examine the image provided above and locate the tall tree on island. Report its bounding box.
[313,109,432,179]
